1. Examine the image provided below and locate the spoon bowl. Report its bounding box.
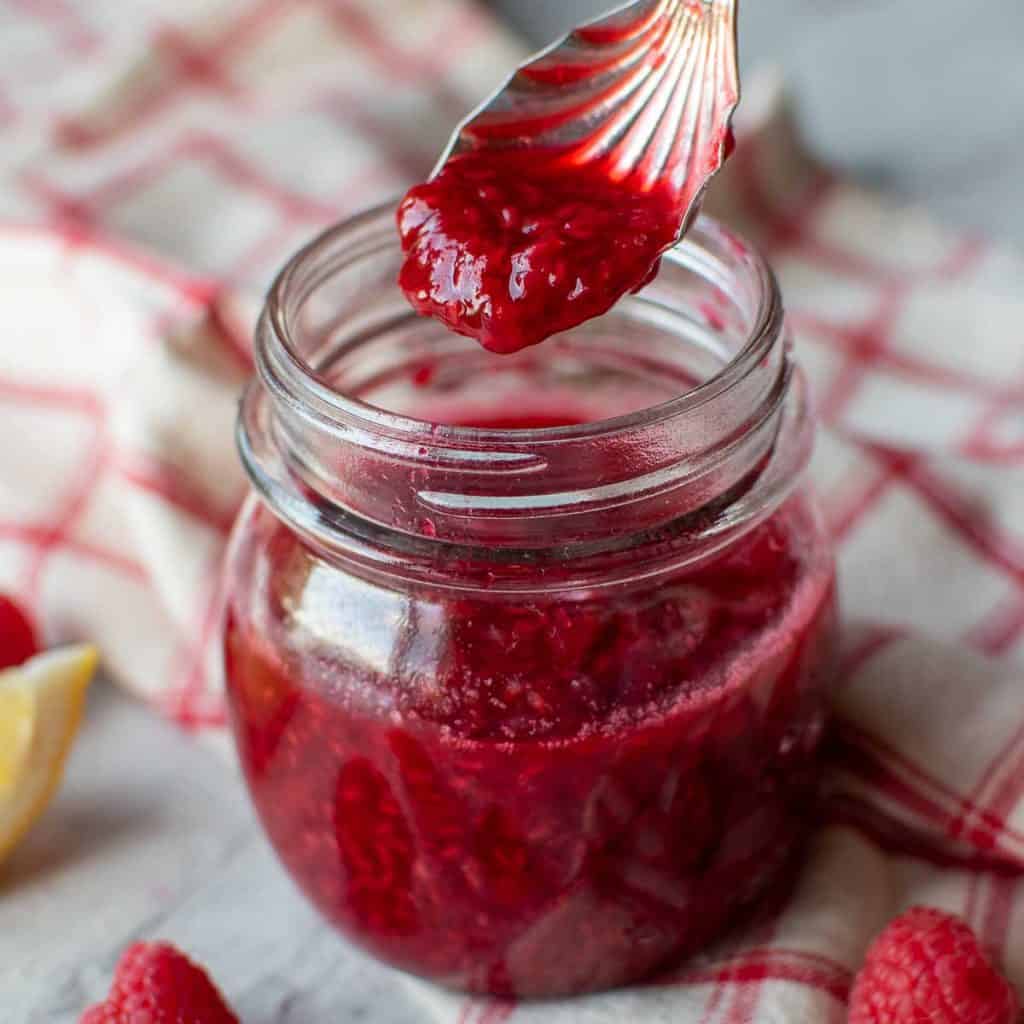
[437,0,739,235]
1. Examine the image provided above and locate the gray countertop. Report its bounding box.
[493,0,1024,245]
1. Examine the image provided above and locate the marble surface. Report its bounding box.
[5,3,1023,1022]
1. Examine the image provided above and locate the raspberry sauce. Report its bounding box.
[397,153,680,354]
[224,459,836,996]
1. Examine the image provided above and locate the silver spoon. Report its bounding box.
[435,0,739,238]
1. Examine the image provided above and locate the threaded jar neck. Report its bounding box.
[238,206,813,591]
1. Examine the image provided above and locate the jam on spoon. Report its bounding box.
[397,155,680,354]
[397,0,739,353]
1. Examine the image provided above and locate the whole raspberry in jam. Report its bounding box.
[848,906,1019,1024]
[81,942,239,1024]
[0,594,39,669]
[397,152,679,354]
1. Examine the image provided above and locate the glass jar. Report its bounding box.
[222,207,838,998]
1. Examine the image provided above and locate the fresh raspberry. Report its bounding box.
[0,594,38,669]
[80,942,239,1024]
[848,906,1019,1024]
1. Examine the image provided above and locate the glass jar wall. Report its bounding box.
[222,209,838,998]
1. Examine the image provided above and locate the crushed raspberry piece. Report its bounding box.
[848,906,1019,1024]
[334,758,419,937]
[0,594,38,670]
[80,942,239,1024]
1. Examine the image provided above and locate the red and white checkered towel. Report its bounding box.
[3,1,1024,1020]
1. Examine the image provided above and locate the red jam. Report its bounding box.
[224,463,836,995]
[0,595,38,670]
[397,153,680,354]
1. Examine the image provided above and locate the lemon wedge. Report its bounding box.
[0,645,97,866]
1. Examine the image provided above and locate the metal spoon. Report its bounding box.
[435,0,739,239]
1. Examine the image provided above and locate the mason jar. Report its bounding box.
[221,207,838,998]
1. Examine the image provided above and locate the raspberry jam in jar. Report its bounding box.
[223,208,838,998]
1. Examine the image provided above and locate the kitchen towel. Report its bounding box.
[2,1,1024,1020]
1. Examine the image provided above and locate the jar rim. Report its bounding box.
[240,202,812,588]
[262,202,784,445]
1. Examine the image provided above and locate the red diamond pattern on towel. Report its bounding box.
[838,470,1015,635]
[99,146,285,274]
